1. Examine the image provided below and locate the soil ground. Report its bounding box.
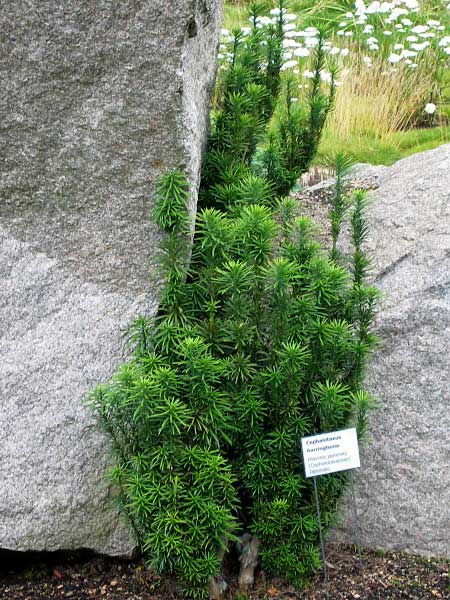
[0,543,448,600]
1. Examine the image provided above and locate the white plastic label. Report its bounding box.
[301,427,360,478]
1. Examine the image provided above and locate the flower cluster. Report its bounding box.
[336,0,450,67]
[220,1,450,118]
[333,0,450,115]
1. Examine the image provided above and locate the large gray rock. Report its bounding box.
[0,0,222,555]
[333,145,450,557]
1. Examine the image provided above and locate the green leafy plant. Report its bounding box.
[89,174,378,597]
[326,151,355,264]
[203,1,336,208]
[89,2,378,597]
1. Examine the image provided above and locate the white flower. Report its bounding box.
[345,11,354,18]
[401,18,413,26]
[424,102,437,114]
[394,43,404,50]
[355,0,366,11]
[427,20,440,27]
[241,27,251,35]
[221,28,230,37]
[303,70,315,78]
[281,60,298,71]
[329,46,341,55]
[401,49,418,57]
[341,48,350,56]
[385,13,396,22]
[284,23,297,31]
[406,35,418,42]
[258,16,272,26]
[283,38,300,48]
[404,0,419,9]
[337,29,345,36]
[291,97,299,102]
[363,24,374,33]
[294,47,310,57]
[366,36,378,44]
[363,55,373,66]
[284,14,298,21]
[444,47,450,55]
[438,36,450,47]
[356,18,367,24]
[383,30,393,36]
[320,71,332,82]
[270,7,286,15]
[387,7,408,20]
[408,63,418,68]
[411,41,430,51]
[305,37,319,47]
[388,52,402,63]
[366,1,381,14]
[345,31,354,36]
[305,26,319,34]
[380,2,394,13]
[411,25,429,34]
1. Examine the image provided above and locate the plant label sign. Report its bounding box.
[301,427,360,478]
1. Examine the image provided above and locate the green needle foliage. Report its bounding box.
[326,151,356,264]
[89,2,379,597]
[89,177,378,596]
[202,1,335,209]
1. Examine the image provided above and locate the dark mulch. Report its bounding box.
[0,544,448,600]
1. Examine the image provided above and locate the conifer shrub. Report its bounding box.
[202,1,336,209]
[90,170,378,597]
[89,2,378,598]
